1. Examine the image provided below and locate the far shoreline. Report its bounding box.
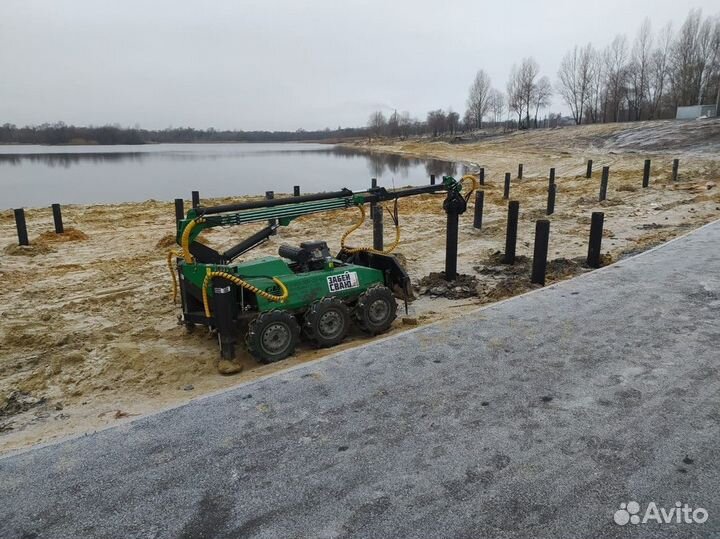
[0,138,362,147]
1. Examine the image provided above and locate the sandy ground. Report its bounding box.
[1,119,719,454]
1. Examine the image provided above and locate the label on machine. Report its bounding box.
[327,271,360,293]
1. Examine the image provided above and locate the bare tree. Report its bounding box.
[628,19,653,120]
[648,22,673,119]
[588,47,606,123]
[518,57,540,127]
[605,35,629,121]
[670,9,703,106]
[488,88,505,125]
[387,110,400,138]
[426,109,447,137]
[697,15,720,105]
[462,109,474,131]
[531,76,553,127]
[557,43,595,124]
[467,70,492,128]
[713,17,720,109]
[506,65,524,127]
[398,111,413,139]
[447,110,460,134]
[368,111,387,138]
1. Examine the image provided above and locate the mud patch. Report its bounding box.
[546,258,585,280]
[484,250,530,266]
[0,392,46,420]
[416,272,479,299]
[481,278,536,302]
[474,250,531,277]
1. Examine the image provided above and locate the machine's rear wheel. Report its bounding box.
[246,310,300,364]
[303,297,350,348]
[354,285,397,335]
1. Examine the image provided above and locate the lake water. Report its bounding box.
[0,143,461,209]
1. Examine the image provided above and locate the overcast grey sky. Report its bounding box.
[0,0,717,131]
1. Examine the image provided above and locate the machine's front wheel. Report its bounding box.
[354,285,397,335]
[303,297,351,348]
[246,310,300,364]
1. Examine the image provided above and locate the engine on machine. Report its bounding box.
[278,241,332,272]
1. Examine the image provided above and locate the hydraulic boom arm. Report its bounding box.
[176,176,466,264]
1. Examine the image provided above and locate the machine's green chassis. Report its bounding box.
[173,178,464,361]
[180,257,386,312]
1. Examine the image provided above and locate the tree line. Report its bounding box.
[367,8,719,136]
[558,9,719,124]
[0,123,369,145]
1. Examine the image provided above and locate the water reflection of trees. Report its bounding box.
[0,150,248,167]
[325,146,457,180]
[424,159,458,178]
[0,145,460,179]
[0,152,146,168]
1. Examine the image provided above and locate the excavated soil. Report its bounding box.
[1,119,719,453]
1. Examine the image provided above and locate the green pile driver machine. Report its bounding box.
[169,176,475,363]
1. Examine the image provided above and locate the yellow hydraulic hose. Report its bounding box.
[460,174,479,198]
[341,176,477,256]
[340,203,401,255]
[181,217,206,263]
[201,269,289,318]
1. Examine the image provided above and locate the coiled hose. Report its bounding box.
[340,203,401,255]
[460,174,479,200]
[173,217,290,316]
[201,269,289,318]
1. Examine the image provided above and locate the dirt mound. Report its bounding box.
[36,227,88,243]
[475,251,532,279]
[156,233,177,249]
[482,278,536,302]
[575,196,596,205]
[3,243,56,256]
[546,258,584,280]
[416,272,479,299]
[483,249,530,267]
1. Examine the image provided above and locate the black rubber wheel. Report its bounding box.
[303,297,351,348]
[246,310,300,364]
[354,285,397,335]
